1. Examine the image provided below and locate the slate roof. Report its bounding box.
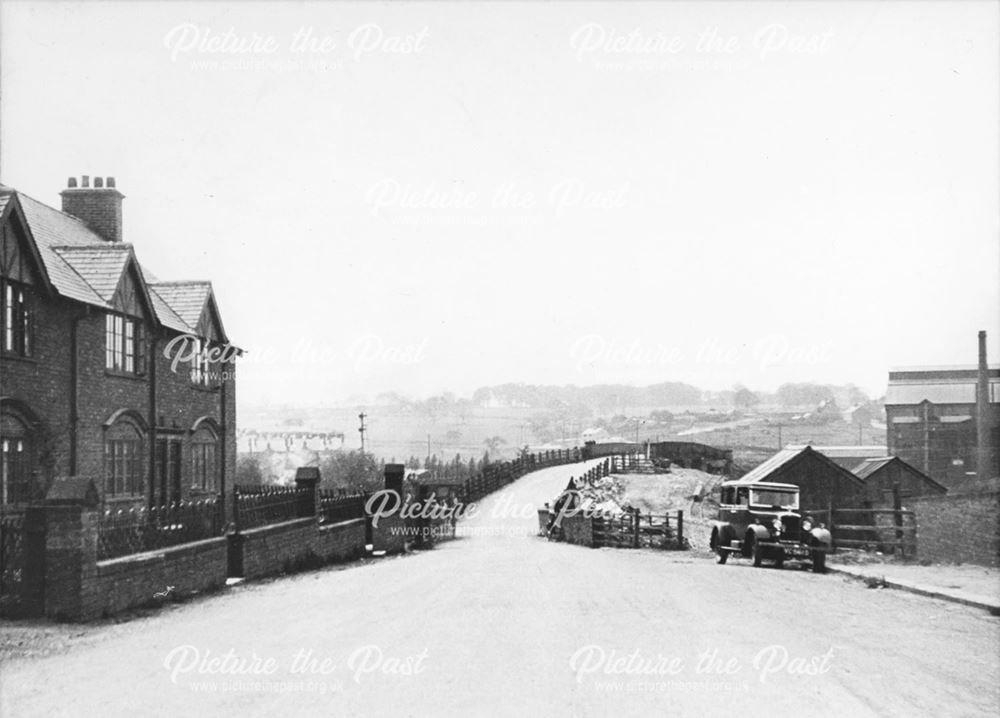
[147,281,211,330]
[2,187,227,341]
[147,285,192,334]
[52,245,131,303]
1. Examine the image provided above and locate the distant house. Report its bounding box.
[850,456,948,507]
[738,446,864,510]
[786,445,888,471]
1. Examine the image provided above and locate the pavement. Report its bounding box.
[2,459,999,717]
[827,561,1000,614]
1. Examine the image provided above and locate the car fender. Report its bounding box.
[745,523,771,542]
[809,527,832,548]
[710,521,734,548]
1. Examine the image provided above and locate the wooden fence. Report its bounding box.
[804,507,917,557]
[591,509,685,549]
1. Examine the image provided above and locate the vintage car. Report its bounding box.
[709,480,831,572]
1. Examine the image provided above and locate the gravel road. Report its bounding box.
[2,460,998,717]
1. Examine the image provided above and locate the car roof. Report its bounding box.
[720,480,800,491]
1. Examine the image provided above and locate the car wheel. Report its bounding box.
[751,536,763,567]
[811,548,826,573]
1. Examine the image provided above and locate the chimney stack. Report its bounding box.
[976,330,991,478]
[60,176,124,243]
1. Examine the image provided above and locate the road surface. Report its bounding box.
[2,460,998,717]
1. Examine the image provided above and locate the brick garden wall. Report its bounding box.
[372,515,406,555]
[909,490,1000,567]
[93,537,228,617]
[237,517,367,580]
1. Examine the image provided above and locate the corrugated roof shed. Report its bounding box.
[851,456,949,493]
[738,449,801,483]
[851,456,895,480]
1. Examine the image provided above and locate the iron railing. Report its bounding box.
[318,490,366,524]
[235,484,310,530]
[97,497,225,560]
[0,510,26,609]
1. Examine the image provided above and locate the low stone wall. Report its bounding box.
[92,537,228,618]
[910,490,1000,567]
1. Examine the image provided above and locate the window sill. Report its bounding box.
[104,370,148,382]
[1,352,39,364]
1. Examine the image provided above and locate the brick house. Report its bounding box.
[0,176,238,511]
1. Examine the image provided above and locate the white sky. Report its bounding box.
[2,1,998,407]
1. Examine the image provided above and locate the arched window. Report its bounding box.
[1,410,34,504]
[104,416,145,498]
[191,424,219,492]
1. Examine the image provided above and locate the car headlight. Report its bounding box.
[771,517,782,534]
[802,518,813,532]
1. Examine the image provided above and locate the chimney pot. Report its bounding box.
[59,174,124,243]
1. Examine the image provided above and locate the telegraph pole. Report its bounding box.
[358,412,367,453]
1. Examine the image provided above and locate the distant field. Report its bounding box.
[240,405,544,464]
[238,404,886,476]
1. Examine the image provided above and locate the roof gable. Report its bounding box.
[4,185,235,345]
[0,194,47,288]
[51,245,130,302]
[851,456,949,493]
[740,446,864,487]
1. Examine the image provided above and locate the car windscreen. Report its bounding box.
[750,489,799,509]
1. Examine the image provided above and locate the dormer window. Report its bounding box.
[1,279,31,357]
[105,312,145,375]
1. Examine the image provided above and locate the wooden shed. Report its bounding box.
[739,446,865,510]
[851,456,948,507]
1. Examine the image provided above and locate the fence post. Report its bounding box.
[633,508,640,548]
[892,483,904,558]
[827,498,836,553]
[676,510,683,548]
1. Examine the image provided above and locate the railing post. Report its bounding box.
[676,510,683,548]
[294,467,321,519]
